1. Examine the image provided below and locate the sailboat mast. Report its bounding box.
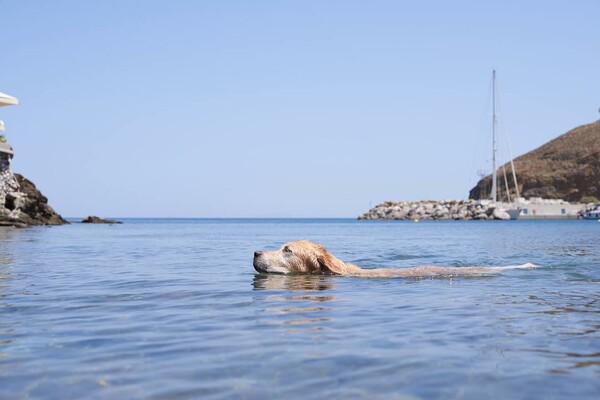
[491,70,498,203]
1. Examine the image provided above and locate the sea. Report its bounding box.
[0,219,598,399]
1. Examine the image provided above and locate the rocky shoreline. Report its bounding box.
[0,172,67,227]
[360,199,519,221]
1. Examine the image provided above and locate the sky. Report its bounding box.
[1,1,599,218]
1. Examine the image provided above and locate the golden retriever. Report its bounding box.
[253,240,535,277]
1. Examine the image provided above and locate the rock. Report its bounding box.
[0,173,67,227]
[433,209,449,219]
[82,216,122,224]
[0,219,27,228]
[492,208,511,220]
[474,213,489,220]
[15,174,68,225]
[390,210,407,220]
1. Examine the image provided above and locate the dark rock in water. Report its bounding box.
[469,119,600,202]
[0,173,67,227]
[82,216,122,224]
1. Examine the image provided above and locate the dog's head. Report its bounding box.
[253,240,347,275]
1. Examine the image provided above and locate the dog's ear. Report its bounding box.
[316,252,346,275]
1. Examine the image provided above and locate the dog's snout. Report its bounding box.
[254,251,263,258]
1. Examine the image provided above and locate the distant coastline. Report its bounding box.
[359,119,599,222]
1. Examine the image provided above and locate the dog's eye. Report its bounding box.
[283,246,292,254]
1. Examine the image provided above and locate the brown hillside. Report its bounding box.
[469,119,600,202]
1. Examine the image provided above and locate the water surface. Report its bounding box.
[0,219,598,399]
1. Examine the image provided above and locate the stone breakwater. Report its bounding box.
[358,200,515,221]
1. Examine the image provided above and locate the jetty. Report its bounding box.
[358,198,585,221]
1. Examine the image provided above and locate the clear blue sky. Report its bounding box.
[1,1,598,217]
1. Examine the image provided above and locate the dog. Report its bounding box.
[253,240,536,278]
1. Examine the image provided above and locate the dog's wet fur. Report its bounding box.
[254,240,535,278]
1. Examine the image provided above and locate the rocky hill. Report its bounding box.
[469,119,600,202]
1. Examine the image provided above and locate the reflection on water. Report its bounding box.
[252,274,335,332]
[0,228,17,366]
[0,228,16,267]
[252,273,335,293]
[522,349,600,372]
[492,289,600,374]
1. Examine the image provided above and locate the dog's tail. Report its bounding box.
[492,263,538,271]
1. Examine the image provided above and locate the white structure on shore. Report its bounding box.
[0,91,18,159]
[0,91,24,220]
[516,198,584,219]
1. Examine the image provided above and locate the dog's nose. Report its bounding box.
[254,251,263,258]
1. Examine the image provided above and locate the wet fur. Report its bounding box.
[253,240,535,278]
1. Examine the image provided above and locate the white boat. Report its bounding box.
[581,204,600,220]
[480,70,521,219]
[506,208,521,220]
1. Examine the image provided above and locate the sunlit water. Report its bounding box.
[0,219,598,399]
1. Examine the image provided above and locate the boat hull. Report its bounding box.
[506,208,521,220]
[582,211,600,220]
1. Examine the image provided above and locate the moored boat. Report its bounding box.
[480,70,520,219]
[581,204,600,220]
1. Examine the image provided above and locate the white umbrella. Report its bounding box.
[0,91,19,106]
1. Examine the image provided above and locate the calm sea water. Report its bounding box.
[0,219,598,399]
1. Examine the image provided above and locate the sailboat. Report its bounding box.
[484,70,521,220]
